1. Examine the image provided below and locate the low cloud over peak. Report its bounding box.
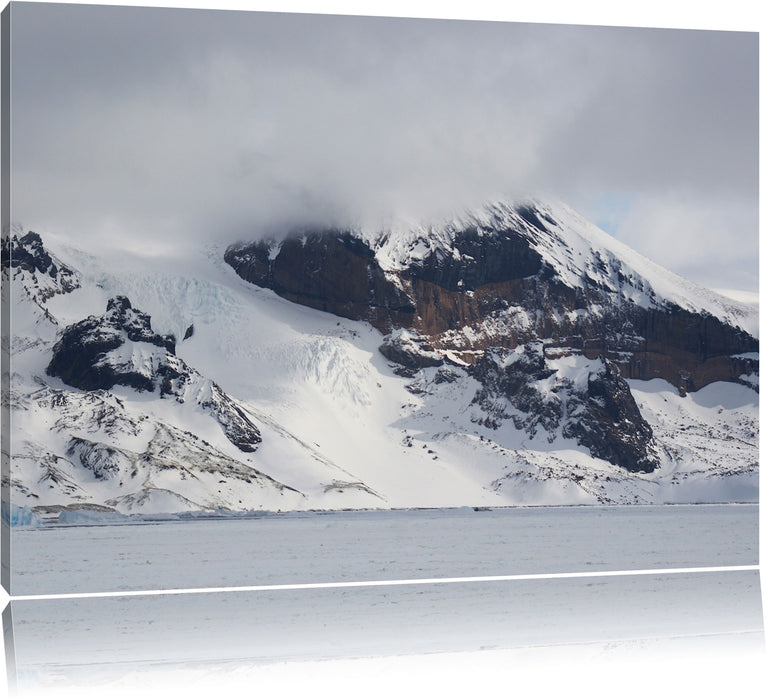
[10,4,758,291]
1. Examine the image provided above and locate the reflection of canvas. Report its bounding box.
[6,570,764,690]
[0,3,762,693]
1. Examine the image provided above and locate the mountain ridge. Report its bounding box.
[227,198,757,334]
[225,198,758,393]
[2,198,759,516]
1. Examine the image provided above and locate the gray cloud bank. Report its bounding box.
[10,4,758,290]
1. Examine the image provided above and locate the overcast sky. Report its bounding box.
[9,2,759,291]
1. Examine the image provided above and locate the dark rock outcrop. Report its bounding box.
[201,383,263,453]
[2,230,80,301]
[46,296,175,392]
[47,296,262,452]
[225,231,416,330]
[225,211,758,391]
[379,331,444,373]
[405,225,543,291]
[563,360,659,473]
[66,437,133,480]
[469,346,658,473]
[469,344,563,437]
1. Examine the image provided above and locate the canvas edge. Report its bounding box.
[1,1,11,596]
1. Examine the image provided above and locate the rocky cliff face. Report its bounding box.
[47,295,263,452]
[224,199,757,474]
[225,230,417,330]
[468,345,659,473]
[225,202,758,392]
[47,295,176,392]
[563,359,658,473]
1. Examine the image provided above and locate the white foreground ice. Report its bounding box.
[9,504,758,595]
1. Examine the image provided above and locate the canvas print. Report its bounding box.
[0,4,761,686]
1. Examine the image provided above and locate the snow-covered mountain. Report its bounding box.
[2,199,759,516]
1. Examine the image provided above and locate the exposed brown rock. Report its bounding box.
[225,231,416,331]
[224,227,757,392]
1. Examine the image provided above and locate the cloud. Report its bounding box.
[591,193,758,291]
[9,4,758,289]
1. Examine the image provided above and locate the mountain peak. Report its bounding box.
[348,197,757,337]
[226,198,758,393]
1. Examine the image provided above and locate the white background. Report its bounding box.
[1,1,771,698]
